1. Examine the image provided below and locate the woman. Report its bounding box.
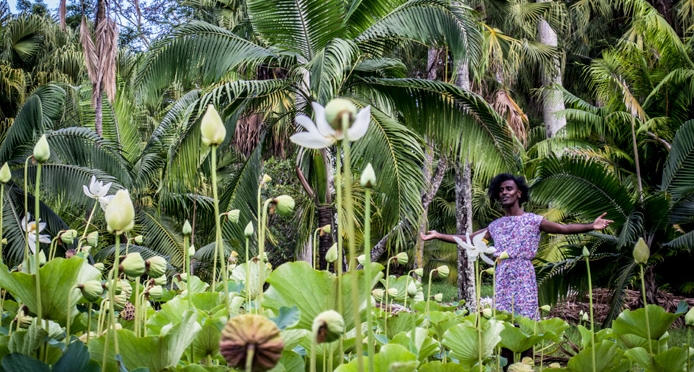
[421,173,613,319]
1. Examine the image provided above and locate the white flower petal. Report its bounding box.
[311,102,336,137]
[290,132,334,149]
[20,215,28,231]
[38,222,46,232]
[347,106,371,141]
[99,195,114,212]
[27,236,36,253]
[480,254,496,266]
[39,234,51,244]
[100,182,112,196]
[83,185,92,198]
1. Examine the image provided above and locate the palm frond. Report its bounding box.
[661,119,694,200]
[139,209,185,268]
[306,38,360,103]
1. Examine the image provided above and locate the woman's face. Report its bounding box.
[498,179,522,207]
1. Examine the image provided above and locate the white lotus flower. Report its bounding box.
[21,214,51,253]
[290,102,371,149]
[83,176,114,211]
[453,231,496,266]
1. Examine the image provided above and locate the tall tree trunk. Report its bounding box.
[317,205,333,270]
[537,0,566,138]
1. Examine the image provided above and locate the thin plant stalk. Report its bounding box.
[383,256,395,336]
[258,199,273,308]
[310,339,317,372]
[210,146,230,314]
[475,258,483,372]
[183,234,191,312]
[135,280,141,337]
[639,264,653,356]
[78,201,99,250]
[23,156,30,264]
[245,236,251,312]
[34,163,43,326]
[65,285,78,345]
[0,182,4,264]
[425,269,436,330]
[363,187,374,372]
[109,240,121,351]
[86,303,92,344]
[245,345,255,372]
[335,146,344,359]
[585,255,596,372]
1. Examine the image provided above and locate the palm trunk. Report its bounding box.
[317,205,333,270]
[95,89,103,136]
[454,160,476,309]
[537,0,566,138]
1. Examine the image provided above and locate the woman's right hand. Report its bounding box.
[420,230,439,241]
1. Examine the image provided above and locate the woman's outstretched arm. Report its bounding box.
[421,229,491,243]
[540,212,613,234]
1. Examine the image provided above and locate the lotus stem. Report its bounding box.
[23,156,30,264]
[134,279,141,337]
[34,163,43,326]
[48,236,58,261]
[585,255,596,372]
[384,255,395,336]
[97,298,107,335]
[78,201,98,251]
[108,237,121,359]
[310,338,317,372]
[256,198,272,310]
[425,269,436,330]
[245,344,255,372]
[335,145,344,359]
[183,234,190,311]
[86,303,93,344]
[639,264,653,356]
[100,297,110,372]
[363,187,374,372]
[66,285,78,345]
[210,145,230,314]
[1,183,4,264]
[245,236,251,312]
[476,258,483,372]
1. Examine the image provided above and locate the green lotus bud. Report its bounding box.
[325,243,338,263]
[407,281,417,296]
[105,189,135,233]
[413,268,424,276]
[387,288,398,297]
[244,222,254,237]
[320,224,331,235]
[93,262,105,272]
[188,244,196,257]
[227,209,240,223]
[272,195,295,217]
[200,104,226,146]
[436,265,450,278]
[312,310,345,343]
[499,251,510,260]
[79,280,104,302]
[153,274,167,286]
[633,238,649,264]
[182,220,192,236]
[120,252,146,277]
[146,285,163,300]
[685,306,694,326]
[357,255,366,266]
[396,252,408,265]
[360,163,376,188]
[324,98,357,129]
[80,245,92,254]
[60,229,78,244]
[119,279,133,298]
[581,311,589,322]
[434,293,443,302]
[146,255,167,278]
[582,246,590,257]
[483,267,495,275]
[38,250,46,266]
[482,308,492,318]
[104,280,122,295]
[133,235,144,244]
[33,134,50,163]
[87,231,99,246]
[262,174,272,184]
[0,162,11,183]
[371,289,384,302]
[540,305,551,313]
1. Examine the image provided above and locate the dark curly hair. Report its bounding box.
[488,173,530,205]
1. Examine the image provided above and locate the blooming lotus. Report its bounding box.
[453,231,496,266]
[290,102,370,149]
[21,214,51,253]
[83,176,115,211]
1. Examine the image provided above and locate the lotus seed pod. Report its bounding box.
[60,229,78,244]
[87,231,99,246]
[120,252,146,277]
[396,252,408,265]
[0,162,10,183]
[227,209,240,224]
[357,255,366,265]
[312,310,345,344]
[220,314,284,372]
[371,289,384,302]
[548,363,562,369]
[272,195,295,217]
[413,268,424,276]
[633,238,650,264]
[320,224,331,235]
[112,293,128,311]
[360,163,376,188]
[508,362,534,372]
[387,288,398,297]
[119,279,133,298]
[153,274,167,286]
[434,293,443,302]
[200,104,226,146]
[146,285,163,300]
[244,222,254,237]
[324,98,358,129]
[685,306,694,326]
[483,267,495,275]
[93,262,105,272]
[407,281,417,296]
[325,243,338,263]
[146,256,167,278]
[79,280,104,302]
[499,251,510,260]
[262,174,272,184]
[521,357,534,365]
[436,265,450,278]
[582,246,590,257]
[182,220,192,236]
[188,245,196,257]
[105,190,135,233]
[481,308,493,318]
[33,134,50,163]
[133,235,144,244]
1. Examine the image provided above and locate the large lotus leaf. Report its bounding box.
[377,312,422,340]
[262,261,383,331]
[442,318,503,369]
[231,261,267,299]
[53,340,100,372]
[173,275,209,294]
[335,344,418,372]
[0,353,49,372]
[380,275,422,302]
[191,316,225,360]
[625,346,688,372]
[147,294,226,335]
[389,328,439,362]
[90,311,201,372]
[270,306,300,330]
[298,332,341,369]
[615,331,669,351]
[428,310,466,341]
[576,325,614,349]
[612,305,682,340]
[499,321,544,353]
[0,258,101,326]
[519,317,570,342]
[268,350,304,372]
[280,329,311,351]
[567,340,629,372]
[418,361,466,372]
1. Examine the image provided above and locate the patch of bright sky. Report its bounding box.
[7,0,61,13]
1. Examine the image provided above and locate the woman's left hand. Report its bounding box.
[593,212,614,230]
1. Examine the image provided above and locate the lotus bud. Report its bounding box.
[325,98,357,129]
[320,224,331,235]
[105,189,135,233]
[633,238,649,264]
[355,255,365,266]
[371,289,384,302]
[182,220,192,236]
[685,306,694,327]
[93,262,105,272]
[407,281,417,296]
[38,250,46,266]
[272,195,295,217]
[434,293,443,302]
[112,293,128,311]
[188,244,196,257]
[540,305,551,314]
[60,229,78,244]
[325,243,338,263]
[436,265,450,278]
[119,279,133,298]
[413,268,424,276]
[581,311,589,322]
[0,162,10,183]
[483,267,495,275]
[548,363,562,369]
[395,252,408,265]
[508,362,534,372]
[200,104,226,146]
[33,134,50,163]
[1,238,6,245]
[582,246,590,257]
[153,274,167,286]
[482,308,493,318]
[360,163,376,188]
[387,288,398,297]
[87,231,99,246]
[265,262,272,270]
[312,310,345,343]
[227,209,240,224]
[79,280,104,302]
[220,314,284,371]
[133,235,144,244]
[146,256,167,278]
[498,251,510,260]
[177,273,188,282]
[120,252,146,277]
[244,222,254,237]
[146,285,163,300]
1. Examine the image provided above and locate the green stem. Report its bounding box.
[384,257,393,336]
[426,270,435,331]
[34,163,42,326]
[640,264,653,356]
[48,236,58,261]
[585,256,596,372]
[245,236,251,312]
[257,199,272,310]
[310,339,317,372]
[364,188,374,372]
[245,345,255,372]
[476,259,482,372]
[86,303,92,344]
[335,145,344,359]
[66,285,77,345]
[135,279,141,337]
[23,156,30,264]
[210,146,230,314]
[110,238,121,355]
[78,201,99,251]
[1,183,4,264]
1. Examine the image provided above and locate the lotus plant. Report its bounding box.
[634,238,653,356]
[583,246,597,372]
[220,314,284,372]
[361,163,376,372]
[0,162,10,263]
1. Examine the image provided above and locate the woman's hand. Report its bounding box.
[420,230,439,241]
[593,212,614,230]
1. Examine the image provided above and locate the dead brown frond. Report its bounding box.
[95,18,118,103]
[80,16,98,90]
[492,89,528,145]
[234,113,263,156]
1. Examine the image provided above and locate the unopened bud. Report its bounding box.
[685,306,694,327]
[120,253,146,277]
[153,274,167,286]
[244,222,254,237]
[433,293,443,302]
[87,231,99,246]
[481,308,492,318]
[182,220,192,236]
[79,280,104,302]
[387,288,398,297]
[262,174,272,184]
[33,134,50,163]
[93,262,105,272]
[133,235,144,244]
[372,289,384,302]
[413,268,423,277]
[360,163,376,188]
[227,209,240,224]
[395,252,408,265]
[326,244,338,263]
[436,265,450,278]
[483,267,495,275]
[146,285,163,301]
[499,251,510,260]
[0,162,10,183]
[200,104,226,146]
[188,244,196,257]
[582,246,590,257]
[407,280,418,296]
[633,238,649,264]
[146,256,167,278]
[61,229,78,244]
[272,195,295,217]
[357,255,366,265]
[540,305,551,313]
[320,224,331,235]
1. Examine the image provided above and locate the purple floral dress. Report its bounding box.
[488,213,543,320]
